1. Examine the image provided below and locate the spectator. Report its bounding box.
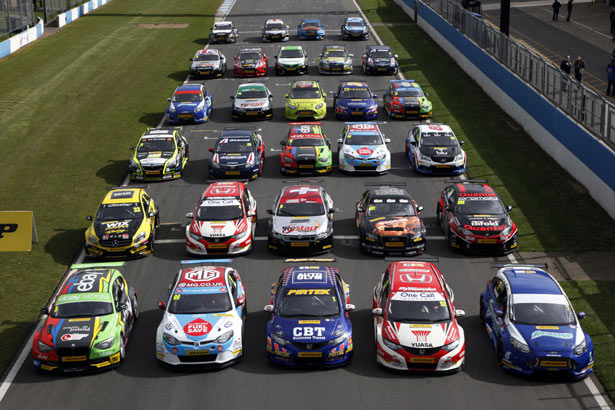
[573,56,585,82]
[560,55,571,74]
[566,0,573,21]
[552,0,561,21]
[607,59,615,96]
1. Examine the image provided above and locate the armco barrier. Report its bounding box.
[0,18,44,59]
[393,0,615,220]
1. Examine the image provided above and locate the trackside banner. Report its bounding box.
[0,211,37,251]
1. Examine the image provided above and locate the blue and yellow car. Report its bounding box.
[85,187,159,259]
[129,127,189,181]
[285,81,327,121]
[333,81,378,120]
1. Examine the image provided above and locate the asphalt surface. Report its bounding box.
[0,0,611,408]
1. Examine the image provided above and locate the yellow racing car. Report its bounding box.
[284,80,327,120]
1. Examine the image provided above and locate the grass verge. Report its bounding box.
[0,0,220,375]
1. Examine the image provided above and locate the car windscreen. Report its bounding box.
[420,134,456,147]
[346,132,381,145]
[325,50,347,58]
[138,138,175,153]
[387,298,451,323]
[53,302,114,318]
[288,137,322,146]
[290,87,320,99]
[266,23,285,29]
[215,140,252,153]
[301,21,319,28]
[347,20,364,27]
[195,54,218,61]
[240,52,262,60]
[371,50,393,58]
[168,293,232,314]
[339,87,371,99]
[197,200,243,220]
[214,23,232,30]
[278,288,340,317]
[96,203,141,221]
[367,198,415,217]
[394,89,423,97]
[276,202,325,217]
[237,89,267,99]
[280,49,303,58]
[173,92,202,102]
[512,302,575,325]
[455,196,505,215]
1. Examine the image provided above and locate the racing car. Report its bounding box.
[274,45,309,75]
[436,180,518,254]
[166,84,212,124]
[84,187,159,259]
[284,80,327,120]
[372,261,466,372]
[334,81,378,120]
[156,262,246,368]
[231,83,273,120]
[32,262,138,373]
[129,127,189,181]
[341,17,369,40]
[318,45,353,75]
[480,264,593,379]
[185,181,257,256]
[337,122,391,174]
[361,45,398,75]
[405,123,466,175]
[262,19,290,42]
[356,186,426,256]
[233,48,268,78]
[208,128,265,180]
[383,80,432,119]
[267,185,334,255]
[280,122,332,175]
[209,21,238,43]
[265,265,354,366]
[189,48,227,78]
[297,18,325,40]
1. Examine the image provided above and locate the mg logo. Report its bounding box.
[399,274,432,283]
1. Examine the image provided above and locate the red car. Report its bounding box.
[233,47,268,77]
[436,180,518,254]
[185,181,258,255]
[372,261,465,372]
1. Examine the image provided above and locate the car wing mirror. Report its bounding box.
[356,206,364,212]
[158,301,166,310]
[455,309,466,318]
[329,208,335,214]
[208,147,214,153]
[417,205,424,212]
[264,305,274,312]
[578,311,587,319]
[185,212,194,219]
[372,93,378,99]
[384,138,391,143]
[86,215,93,221]
[337,138,343,143]
[167,97,172,102]
[40,307,49,315]
[266,209,273,215]
[371,308,383,316]
[460,140,465,146]
[280,140,285,145]
[130,146,135,150]
[506,205,513,212]
[345,304,356,312]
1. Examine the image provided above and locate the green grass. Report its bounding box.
[561,281,615,398]
[0,0,220,374]
[357,0,615,252]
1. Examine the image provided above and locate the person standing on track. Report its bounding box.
[552,0,561,21]
[566,0,573,21]
[573,56,585,82]
[607,59,615,96]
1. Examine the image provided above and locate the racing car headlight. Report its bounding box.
[94,336,115,350]
[574,337,587,355]
[376,152,387,161]
[460,227,473,236]
[500,226,511,237]
[365,232,378,240]
[418,152,431,161]
[318,153,329,162]
[134,231,147,244]
[168,102,176,113]
[272,330,288,346]
[283,155,294,163]
[214,330,234,344]
[189,230,202,240]
[441,338,460,352]
[38,341,53,353]
[343,26,350,33]
[195,101,205,112]
[129,158,140,170]
[344,153,357,162]
[271,230,284,239]
[321,61,330,68]
[511,336,531,353]
[287,103,297,110]
[166,157,179,169]
[316,227,332,239]
[315,103,324,110]
[88,232,99,245]
[328,331,348,346]
[422,102,431,110]
[382,337,401,351]
[163,333,181,346]
[454,153,464,162]
[232,229,248,239]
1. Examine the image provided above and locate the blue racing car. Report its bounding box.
[333,81,378,120]
[208,129,265,180]
[297,18,325,40]
[341,17,368,40]
[479,264,594,379]
[166,84,212,124]
[264,265,355,366]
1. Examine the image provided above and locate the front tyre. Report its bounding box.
[119,334,126,361]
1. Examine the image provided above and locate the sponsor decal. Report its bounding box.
[408,357,435,363]
[411,330,431,343]
[297,352,322,358]
[74,273,102,292]
[224,321,233,328]
[391,291,445,301]
[293,272,325,282]
[184,318,213,336]
[356,147,374,156]
[530,331,573,340]
[110,190,134,199]
[298,320,321,324]
[409,324,432,328]
[183,268,221,282]
[535,326,559,330]
[287,289,331,295]
[399,273,432,284]
[293,327,326,338]
[102,220,130,229]
[282,223,320,234]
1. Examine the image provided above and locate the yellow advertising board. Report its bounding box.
[0,211,37,251]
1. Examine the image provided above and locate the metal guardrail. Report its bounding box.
[423,0,615,150]
[0,0,34,37]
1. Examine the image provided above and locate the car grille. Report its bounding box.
[205,235,232,243]
[402,346,442,356]
[294,356,327,365]
[529,357,577,369]
[197,67,213,72]
[290,341,329,350]
[405,361,439,370]
[57,346,90,358]
[220,163,245,170]
[178,354,219,363]
[142,165,164,172]
[430,156,455,163]
[100,238,133,247]
[284,235,317,241]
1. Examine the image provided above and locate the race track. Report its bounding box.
[0,0,609,408]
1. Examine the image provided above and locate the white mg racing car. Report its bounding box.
[267,185,334,255]
[156,263,246,368]
[231,83,273,120]
[262,18,290,42]
[337,122,391,174]
[189,48,227,78]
